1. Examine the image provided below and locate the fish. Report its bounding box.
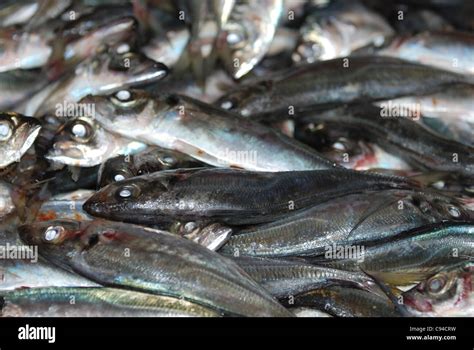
[293,1,394,64]
[80,90,335,171]
[0,69,48,110]
[0,181,15,220]
[0,1,39,28]
[23,0,72,30]
[83,167,416,226]
[232,256,376,299]
[290,307,332,317]
[379,31,474,75]
[375,84,474,146]
[36,189,95,222]
[19,50,168,118]
[313,221,474,287]
[46,116,147,167]
[294,104,474,178]
[170,222,233,251]
[216,56,474,119]
[97,147,203,188]
[0,26,55,73]
[18,219,293,317]
[220,190,472,258]
[284,285,400,317]
[0,113,41,169]
[142,26,190,69]
[402,263,474,317]
[217,0,283,79]
[293,122,412,171]
[0,228,98,291]
[0,287,220,317]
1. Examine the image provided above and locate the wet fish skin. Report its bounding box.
[217,0,283,79]
[315,222,474,287]
[293,1,394,63]
[0,287,220,317]
[0,1,38,28]
[285,285,400,317]
[216,56,474,119]
[0,69,48,110]
[295,104,474,178]
[232,256,376,299]
[379,31,474,75]
[98,147,203,188]
[80,90,335,171]
[36,189,95,222]
[0,181,15,219]
[375,84,474,146]
[18,219,293,317]
[21,49,168,118]
[142,27,190,69]
[0,112,41,169]
[403,263,474,317]
[46,116,147,167]
[221,190,472,258]
[83,167,416,226]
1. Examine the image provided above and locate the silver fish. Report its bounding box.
[293,1,394,63]
[0,112,41,169]
[217,0,283,79]
[46,116,147,167]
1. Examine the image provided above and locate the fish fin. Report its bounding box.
[365,270,426,287]
[360,268,411,317]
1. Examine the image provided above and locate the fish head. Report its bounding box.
[105,50,169,85]
[403,263,474,316]
[409,193,474,222]
[98,155,137,188]
[217,1,282,79]
[0,112,41,168]
[46,116,124,167]
[83,173,157,222]
[18,220,87,270]
[293,23,335,64]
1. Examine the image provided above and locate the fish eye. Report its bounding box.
[225,25,247,49]
[448,205,461,218]
[183,222,197,234]
[161,155,175,166]
[111,90,137,107]
[0,120,13,141]
[114,173,127,182]
[427,275,447,295]
[115,43,130,54]
[43,226,65,243]
[69,119,94,143]
[220,100,233,110]
[116,184,140,200]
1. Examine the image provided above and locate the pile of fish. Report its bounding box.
[0,0,473,317]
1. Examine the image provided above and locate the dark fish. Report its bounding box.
[83,167,416,226]
[18,219,293,317]
[216,56,473,119]
[221,190,472,257]
[232,256,376,298]
[294,104,474,178]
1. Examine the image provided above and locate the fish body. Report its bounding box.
[221,190,472,257]
[0,287,220,317]
[18,219,292,317]
[83,167,415,226]
[0,113,41,169]
[217,56,473,119]
[81,90,334,171]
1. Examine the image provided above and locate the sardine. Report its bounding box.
[36,189,95,222]
[18,219,293,317]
